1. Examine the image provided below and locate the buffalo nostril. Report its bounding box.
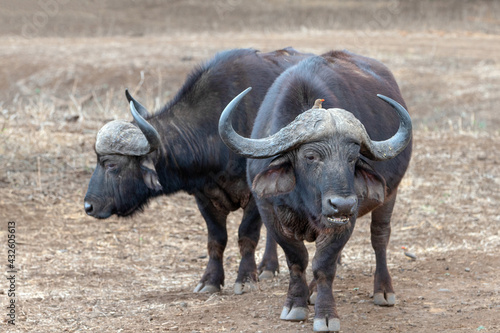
[328,198,339,213]
[327,196,357,217]
[84,201,93,215]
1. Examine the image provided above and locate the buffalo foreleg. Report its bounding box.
[311,224,355,332]
[273,234,309,322]
[308,252,342,305]
[370,192,397,306]
[193,194,228,293]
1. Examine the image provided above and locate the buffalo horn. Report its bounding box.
[358,94,412,161]
[125,89,150,118]
[129,101,161,153]
[219,88,323,158]
[219,88,412,161]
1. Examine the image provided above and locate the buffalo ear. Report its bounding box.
[354,159,386,205]
[140,159,162,192]
[252,156,295,198]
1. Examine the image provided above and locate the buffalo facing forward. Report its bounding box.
[219,51,412,331]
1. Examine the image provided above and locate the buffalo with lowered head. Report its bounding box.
[219,51,412,331]
[84,48,312,294]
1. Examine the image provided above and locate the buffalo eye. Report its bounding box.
[304,152,320,164]
[105,163,117,171]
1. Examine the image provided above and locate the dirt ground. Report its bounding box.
[1,1,499,332]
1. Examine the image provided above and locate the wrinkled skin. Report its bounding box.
[84,48,313,294]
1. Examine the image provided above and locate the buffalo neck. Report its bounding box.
[147,101,231,195]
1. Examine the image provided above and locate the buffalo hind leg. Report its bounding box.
[193,194,228,293]
[371,191,397,306]
[234,199,262,294]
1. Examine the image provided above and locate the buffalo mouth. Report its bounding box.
[324,215,350,226]
[116,205,142,218]
[89,205,140,219]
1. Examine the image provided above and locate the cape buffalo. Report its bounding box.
[84,48,312,294]
[219,50,412,331]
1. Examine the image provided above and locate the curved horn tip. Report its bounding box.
[219,87,253,126]
[129,100,161,152]
[376,94,411,126]
[126,90,150,118]
[231,87,253,102]
[377,94,403,109]
[232,87,252,107]
[361,93,412,161]
[218,87,255,157]
[129,100,144,121]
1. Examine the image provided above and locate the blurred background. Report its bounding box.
[2,0,499,36]
[0,1,499,332]
[1,0,499,126]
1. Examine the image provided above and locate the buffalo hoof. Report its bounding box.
[234,281,257,295]
[373,292,396,306]
[280,306,308,321]
[259,270,275,280]
[309,292,317,305]
[313,317,340,332]
[193,282,220,294]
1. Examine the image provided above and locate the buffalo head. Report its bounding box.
[219,88,412,229]
[84,90,163,218]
